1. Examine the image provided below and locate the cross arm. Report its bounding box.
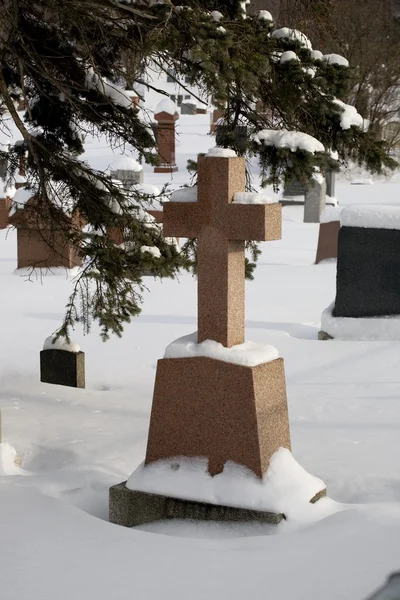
[162,202,202,238]
[225,203,282,241]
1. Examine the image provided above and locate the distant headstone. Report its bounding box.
[40,337,85,388]
[109,156,143,186]
[154,99,179,173]
[315,208,341,264]
[282,178,307,198]
[335,226,400,318]
[181,101,197,115]
[215,124,248,153]
[325,168,336,198]
[210,108,224,133]
[320,206,400,340]
[9,190,83,269]
[304,175,326,223]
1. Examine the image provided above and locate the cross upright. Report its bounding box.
[163,153,282,347]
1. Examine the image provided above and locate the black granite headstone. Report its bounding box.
[40,349,85,388]
[334,226,400,318]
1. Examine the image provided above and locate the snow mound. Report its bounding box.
[271,28,312,50]
[0,180,16,199]
[210,10,223,21]
[155,98,178,116]
[340,205,400,230]
[258,10,273,21]
[126,448,325,519]
[320,207,342,223]
[12,187,36,208]
[134,183,160,196]
[280,51,300,64]
[324,54,349,67]
[170,186,198,203]
[43,335,81,353]
[164,332,279,367]
[233,192,277,205]
[333,100,363,130]
[311,50,323,60]
[253,129,324,154]
[0,443,21,475]
[111,156,142,172]
[206,147,237,158]
[321,302,400,341]
[140,246,161,259]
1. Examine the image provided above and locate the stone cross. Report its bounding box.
[163,154,281,347]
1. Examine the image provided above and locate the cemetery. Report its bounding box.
[1,2,400,600]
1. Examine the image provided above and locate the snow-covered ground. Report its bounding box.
[1,114,400,599]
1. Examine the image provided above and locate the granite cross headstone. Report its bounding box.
[110,150,326,526]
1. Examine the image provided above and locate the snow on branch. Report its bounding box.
[85,68,132,108]
[253,129,325,154]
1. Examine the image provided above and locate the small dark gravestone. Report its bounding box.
[40,337,85,388]
[334,206,400,318]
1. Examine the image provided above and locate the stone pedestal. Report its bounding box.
[109,484,284,527]
[146,356,290,477]
[304,177,326,223]
[315,220,340,264]
[0,197,11,229]
[154,110,179,173]
[40,349,85,388]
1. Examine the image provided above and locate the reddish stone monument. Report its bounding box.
[210,108,225,134]
[110,152,325,526]
[0,194,12,229]
[154,100,179,174]
[146,154,289,476]
[9,193,83,269]
[315,220,340,264]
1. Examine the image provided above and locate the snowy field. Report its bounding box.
[1,114,400,599]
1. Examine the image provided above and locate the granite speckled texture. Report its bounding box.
[315,221,340,264]
[334,226,400,318]
[109,483,285,527]
[154,111,179,173]
[40,349,85,388]
[145,356,290,478]
[163,156,282,347]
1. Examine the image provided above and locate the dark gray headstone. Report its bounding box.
[40,349,85,388]
[109,169,143,186]
[304,176,326,223]
[181,102,197,115]
[215,124,248,153]
[325,168,336,198]
[282,178,307,198]
[334,226,400,318]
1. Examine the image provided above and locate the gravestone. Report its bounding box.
[181,101,197,115]
[282,178,307,198]
[109,156,143,186]
[325,168,336,198]
[319,206,400,340]
[315,221,340,264]
[9,191,83,269]
[304,175,326,223]
[210,108,224,133]
[154,99,179,173]
[215,124,248,153]
[110,151,325,526]
[40,337,85,388]
[40,349,85,388]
